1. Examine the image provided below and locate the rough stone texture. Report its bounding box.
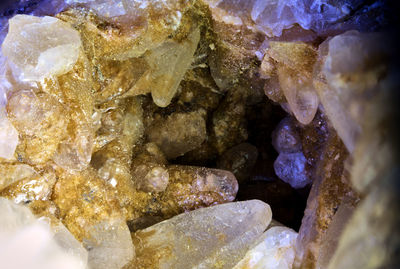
[130,200,272,269]
[0,166,56,204]
[146,109,207,159]
[316,199,356,269]
[2,15,81,81]
[216,143,258,183]
[0,163,36,191]
[7,89,68,165]
[210,91,248,154]
[327,46,399,269]
[294,130,357,269]
[233,226,298,269]
[52,168,134,269]
[91,97,144,220]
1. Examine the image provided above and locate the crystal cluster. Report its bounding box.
[0,0,392,269]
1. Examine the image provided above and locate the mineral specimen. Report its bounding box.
[0,0,394,269]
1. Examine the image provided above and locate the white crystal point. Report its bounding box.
[0,198,88,269]
[83,219,134,269]
[2,15,81,81]
[233,226,298,269]
[133,200,272,269]
[149,27,200,107]
[0,108,18,160]
[277,65,319,125]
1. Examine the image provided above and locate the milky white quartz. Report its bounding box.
[233,226,298,269]
[0,198,88,269]
[2,15,81,81]
[0,108,18,160]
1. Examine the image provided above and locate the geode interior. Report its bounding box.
[0,1,398,269]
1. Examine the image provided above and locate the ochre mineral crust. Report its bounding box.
[0,1,394,269]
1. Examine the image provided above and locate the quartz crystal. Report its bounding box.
[0,197,88,269]
[0,1,392,269]
[0,108,18,159]
[132,200,272,269]
[267,41,319,125]
[233,226,298,269]
[315,30,387,152]
[1,15,81,81]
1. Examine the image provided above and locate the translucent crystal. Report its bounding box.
[134,164,169,193]
[2,15,81,81]
[133,200,272,268]
[268,41,319,125]
[317,31,385,152]
[148,27,200,107]
[52,112,93,171]
[84,219,134,269]
[233,226,298,269]
[0,108,18,160]
[7,89,68,164]
[251,0,357,37]
[0,198,87,269]
[274,152,310,189]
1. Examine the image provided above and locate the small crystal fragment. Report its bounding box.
[268,41,319,125]
[274,152,310,189]
[2,15,81,81]
[148,27,201,107]
[233,226,298,269]
[132,200,272,269]
[0,108,18,160]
